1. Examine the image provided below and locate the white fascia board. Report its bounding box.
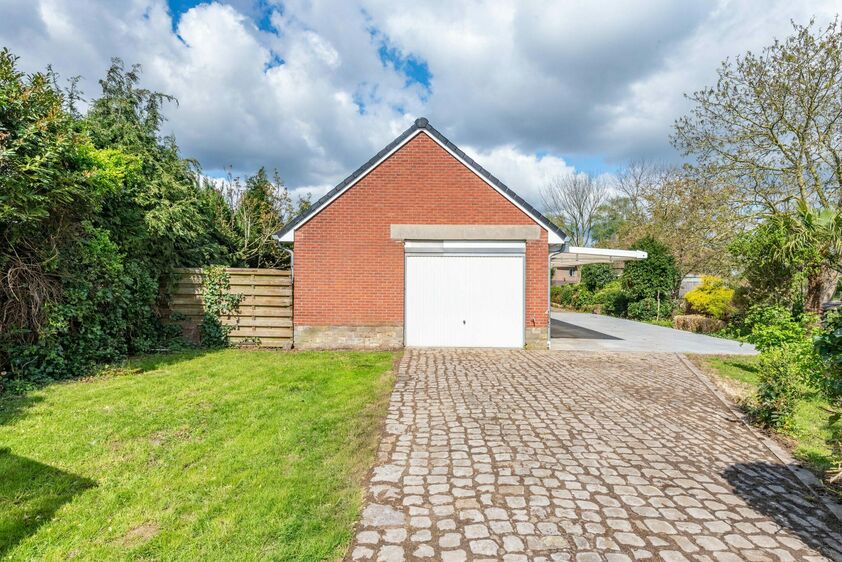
[278,129,563,243]
[566,247,648,260]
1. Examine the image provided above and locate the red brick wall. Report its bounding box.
[294,132,549,330]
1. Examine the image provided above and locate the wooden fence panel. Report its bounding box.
[168,267,292,348]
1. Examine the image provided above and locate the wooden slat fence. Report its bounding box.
[169,267,292,348]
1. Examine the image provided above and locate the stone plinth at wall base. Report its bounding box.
[525,327,549,349]
[294,325,404,350]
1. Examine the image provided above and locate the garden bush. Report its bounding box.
[580,264,616,293]
[684,275,735,319]
[551,284,594,309]
[741,305,814,352]
[751,346,802,429]
[0,51,296,392]
[621,236,680,302]
[593,281,629,317]
[627,297,659,321]
[815,309,842,399]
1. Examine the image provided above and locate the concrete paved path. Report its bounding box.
[551,312,757,355]
[347,350,840,561]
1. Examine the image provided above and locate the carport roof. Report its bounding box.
[552,246,648,267]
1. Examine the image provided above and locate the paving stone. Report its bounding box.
[412,544,434,558]
[469,539,499,556]
[357,531,379,545]
[351,546,374,560]
[503,534,525,552]
[346,350,842,561]
[440,549,467,562]
[376,545,403,562]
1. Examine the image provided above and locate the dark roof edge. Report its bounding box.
[274,117,568,242]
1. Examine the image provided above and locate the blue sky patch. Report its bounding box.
[377,42,431,91]
[167,0,279,33]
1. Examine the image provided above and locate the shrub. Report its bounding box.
[627,297,659,321]
[621,236,680,302]
[593,281,629,317]
[551,284,594,310]
[672,314,725,334]
[815,309,842,399]
[628,296,675,321]
[551,285,574,307]
[741,305,812,352]
[580,264,616,293]
[751,346,802,429]
[571,286,595,309]
[684,275,735,319]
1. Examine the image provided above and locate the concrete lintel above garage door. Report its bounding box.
[405,240,525,255]
[391,224,540,241]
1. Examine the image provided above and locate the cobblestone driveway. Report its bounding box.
[348,350,842,562]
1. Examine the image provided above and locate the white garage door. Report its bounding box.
[405,241,525,348]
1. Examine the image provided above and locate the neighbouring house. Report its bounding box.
[274,118,644,349]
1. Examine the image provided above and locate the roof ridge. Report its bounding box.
[273,118,567,242]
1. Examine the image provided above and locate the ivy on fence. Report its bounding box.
[199,266,244,347]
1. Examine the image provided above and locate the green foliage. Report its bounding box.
[592,281,629,317]
[740,305,813,352]
[815,309,842,399]
[684,275,735,319]
[621,236,680,301]
[729,220,811,309]
[627,297,658,321]
[199,266,243,348]
[0,49,96,247]
[228,167,311,268]
[580,263,616,292]
[550,284,595,310]
[591,196,635,244]
[752,346,803,429]
[1,49,312,390]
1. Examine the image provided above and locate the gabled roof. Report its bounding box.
[273,117,567,243]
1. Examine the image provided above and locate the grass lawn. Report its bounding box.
[693,355,840,478]
[0,349,395,561]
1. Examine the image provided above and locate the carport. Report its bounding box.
[549,246,756,354]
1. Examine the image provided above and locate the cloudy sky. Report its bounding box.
[1,0,839,205]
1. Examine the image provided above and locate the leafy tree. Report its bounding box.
[621,236,680,301]
[580,263,615,293]
[1,53,242,386]
[230,168,310,268]
[673,20,842,311]
[0,49,104,373]
[603,161,739,280]
[591,196,635,245]
[86,59,235,269]
[729,220,811,309]
[772,204,842,312]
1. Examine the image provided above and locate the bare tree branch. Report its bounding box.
[540,173,609,246]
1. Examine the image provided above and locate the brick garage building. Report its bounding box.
[274,118,567,349]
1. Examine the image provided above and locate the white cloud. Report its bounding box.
[0,0,839,209]
[463,145,576,207]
